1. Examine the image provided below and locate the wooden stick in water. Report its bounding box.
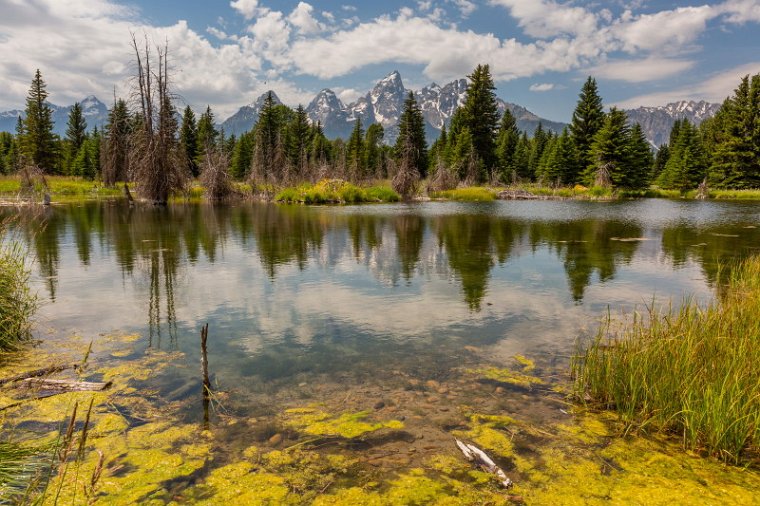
[201,323,210,397]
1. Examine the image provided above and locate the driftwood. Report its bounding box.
[456,438,513,488]
[497,189,541,200]
[0,364,76,386]
[20,378,111,392]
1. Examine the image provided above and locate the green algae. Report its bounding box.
[283,407,404,439]
[512,354,535,372]
[469,366,545,388]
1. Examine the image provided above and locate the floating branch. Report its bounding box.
[455,438,513,488]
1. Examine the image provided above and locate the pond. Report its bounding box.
[3,198,760,504]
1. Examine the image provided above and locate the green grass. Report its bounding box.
[429,187,497,201]
[573,257,760,465]
[275,180,399,204]
[0,176,122,199]
[0,238,38,351]
[709,189,760,200]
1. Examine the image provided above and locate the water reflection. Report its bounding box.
[3,200,759,366]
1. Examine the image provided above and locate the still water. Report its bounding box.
[8,199,760,394]
[3,199,756,407]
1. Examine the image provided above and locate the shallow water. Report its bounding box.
[3,198,760,503]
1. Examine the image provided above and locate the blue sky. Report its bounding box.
[1,0,759,122]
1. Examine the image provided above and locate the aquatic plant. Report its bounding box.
[283,407,404,439]
[0,230,38,351]
[574,256,760,464]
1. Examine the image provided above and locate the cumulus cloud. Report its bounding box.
[489,0,599,38]
[288,2,325,35]
[230,0,259,20]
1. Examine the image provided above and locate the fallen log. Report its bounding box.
[0,364,76,386]
[20,378,112,392]
[455,438,513,488]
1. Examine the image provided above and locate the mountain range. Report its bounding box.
[0,95,109,137]
[0,72,722,148]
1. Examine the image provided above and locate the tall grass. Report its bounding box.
[0,236,38,351]
[573,257,760,464]
[429,187,497,201]
[276,180,399,204]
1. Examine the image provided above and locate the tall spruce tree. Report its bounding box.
[250,92,281,185]
[709,73,760,188]
[365,123,385,177]
[195,106,219,169]
[394,91,428,178]
[624,123,654,190]
[287,105,311,179]
[587,108,630,187]
[346,117,366,180]
[658,120,707,191]
[460,64,499,179]
[103,98,131,185]
[180,106,199,177]
[495,109,520,183]
[21,69,58,172]
[64,102,87,175]
[569,77,605,184]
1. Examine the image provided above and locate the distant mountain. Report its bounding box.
[0,95,108,136]
[624,100,721,147]
[221,71,568,144]
[221,91,282,136]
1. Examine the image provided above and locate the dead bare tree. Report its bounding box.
[200,142,233,202]
[392,132,421,200]
[128,34,187,205]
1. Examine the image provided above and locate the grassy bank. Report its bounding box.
[573,257,760,464]
[0,236,38,351]
[275,180,400,204]
[0,176,123,199]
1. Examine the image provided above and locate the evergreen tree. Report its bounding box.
[528,123,550,180]
[287,105,311,179]
[709,73,760,188]
[180,106,199,177]
[569,77,605,183]
[587,108,630,187]
[195,106,219,169]
[429,124,449,172]
[624,123,653,190]
[513,132,532,181]
[538,128,575,185]
[102,98,131,185]
[365,123,385,177]
[250,92,283,185]
[230,131,254,179]
[309,122,331,172]
[394,91,428,178]
[346,117,366,180]
[64,102,87,174]
[460,64,499,179]
[495,109,520,183]
[658,120,707,191]
[652,145,670,182]
[21,69,58,171]
[71,137,97,180]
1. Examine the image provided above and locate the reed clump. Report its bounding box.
[573,257,760,465]
[0,227,38,351]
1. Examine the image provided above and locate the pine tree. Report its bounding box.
[64,102,87,174]
[180,106,199,178]
[709,74,760,188]
[346,117,366,180]
[652,145,670,182]
[250,92,282,185]
[513,132,532,182]
[495,109,520,183]
[394,91,428,178]
[529,123,549,181]
[195,106,218,169]
[103,98,131,185]
[365,123,385,178]
[309,122,331,173]
[460,64,499,179]
[287,105,311,179]
[569,77,605,184]
[538,128,575,185]
[21,69,58,172]
[230,131,254,180]
[624,124,653,190]
[658,120,707,191]
[587,108,629,187]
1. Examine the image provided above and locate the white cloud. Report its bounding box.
[719,0,760,23]
[613,62,760,108]
[489,0,599,38]
[230,0,259,20]
[450,0,477,17]
[589,57,697,83]
[529,83,556,92]
[248,10,292,69]
[336,87,363,104]
[611,6,716,53]
[288,2,324,35]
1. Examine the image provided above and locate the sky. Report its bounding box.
[1,0,759,122]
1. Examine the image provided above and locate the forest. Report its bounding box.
[2,52,760,203]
